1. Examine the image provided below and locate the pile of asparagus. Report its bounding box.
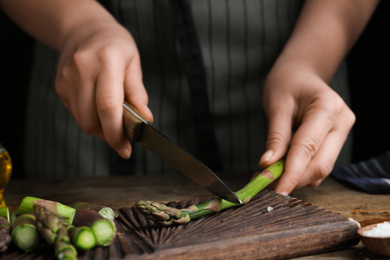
[1,160,284,258]
[0,197,117,260]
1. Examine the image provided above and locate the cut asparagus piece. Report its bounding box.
[17,197,76,225]
[72,208,116,246]
[55,225,78,260]
[72,202,117,221]
[0,207,10,223]
[68,226,96,251]
[15,196,41,215]
[32,199,75,225]
[0,216,11,253]
[11,214,40,252]
[34,203,78,259]
[136,159,284,226]
[34,203,65,245]
[17,196,76,225]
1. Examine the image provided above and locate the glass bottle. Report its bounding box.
[0,143,12,207]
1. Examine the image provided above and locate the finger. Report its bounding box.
[300,112,354,189]
[96,62,131,159]
[272,113,332,194]
[307,179,322,188]
[55,57,75,116]
[276,130,345,193]
[124,57,153,123]
[76,83,107,141]
[76,78,101,133]
[56,54,107,141]
[307,135,347,188]
[274,115,351,194]
[259,104,293,168]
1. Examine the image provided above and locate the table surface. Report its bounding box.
[3,173,390,259]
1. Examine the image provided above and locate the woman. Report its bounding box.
[0,0,378,195]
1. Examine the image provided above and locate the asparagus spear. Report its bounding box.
[15,196,41,215]
[68,226,96,251]
[33,203,78,259]
[0,207,11,253]
[11,213,40,252]
[0,216,11,253]
[33,203,65,245]
[72,202,117,221]
[0,207,10,223]
[72,208,116,246]
[136,159,284,226]
[17,197,76,225]
[55,225,78,260]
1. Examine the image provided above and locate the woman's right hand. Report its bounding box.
[0,0,153,158]
[55,13,153,159]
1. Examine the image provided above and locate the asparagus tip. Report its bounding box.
[204,199,222,212]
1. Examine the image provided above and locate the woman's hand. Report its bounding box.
[0,0,153,159]
[258,0,378,194]
[55,20,153,159]
[259,66,355,194]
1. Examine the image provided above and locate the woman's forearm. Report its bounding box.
[273,0,379,82]
[0,0,118,52]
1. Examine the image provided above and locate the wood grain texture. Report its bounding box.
[1,189,360,259]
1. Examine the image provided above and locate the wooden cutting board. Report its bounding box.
[2,189,360,260]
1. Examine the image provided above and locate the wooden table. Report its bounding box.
[3,173,390,259]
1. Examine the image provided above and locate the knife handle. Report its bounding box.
[123,101,148,143]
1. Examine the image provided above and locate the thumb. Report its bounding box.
[259,111,292,169]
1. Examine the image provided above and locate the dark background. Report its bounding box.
[1,1,389,179]
[1,8,33,179]
[346,1,390,162]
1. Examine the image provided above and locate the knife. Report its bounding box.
[122,101,241,204]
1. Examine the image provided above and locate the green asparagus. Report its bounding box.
[33,202,65,245]
[4,196,121,257]
[34,202,78,259]
[55,225,78,260]
[0,207,11,252]
[72,202,117,221]
[17,197,76,225]
[0,207,10,222]
[0,215,11,253]
[72,208,116,246]
[136,159,284,225]
[68,226,96,251]
[11,213,40,252]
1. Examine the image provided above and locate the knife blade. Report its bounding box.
[122,101,241,204]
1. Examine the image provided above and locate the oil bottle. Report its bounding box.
[0,143,12,207]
